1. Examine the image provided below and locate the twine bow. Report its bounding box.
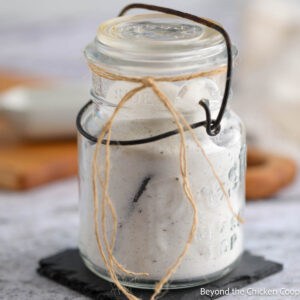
[90,62,244,300]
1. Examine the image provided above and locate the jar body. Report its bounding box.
[78,11,245,290]
[78,89,246,289]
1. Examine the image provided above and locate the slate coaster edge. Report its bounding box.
[37,249,283,300]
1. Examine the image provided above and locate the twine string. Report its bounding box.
[91,64,244,300]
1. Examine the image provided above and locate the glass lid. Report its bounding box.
[85,13,236,75]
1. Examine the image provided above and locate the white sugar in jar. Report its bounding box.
[77,10,246,290]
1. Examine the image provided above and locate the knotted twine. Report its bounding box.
[90,62,244,300]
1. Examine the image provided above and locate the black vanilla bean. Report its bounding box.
[132,176,152,203]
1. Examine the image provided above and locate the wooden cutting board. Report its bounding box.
[0,72,77,190]
[0,71,40,92]
[0,141,77,190]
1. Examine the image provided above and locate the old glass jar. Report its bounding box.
[77,7,246,290]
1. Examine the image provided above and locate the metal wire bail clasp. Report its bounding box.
[119,3,233,137]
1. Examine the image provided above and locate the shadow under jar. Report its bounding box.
[77,12,246,290]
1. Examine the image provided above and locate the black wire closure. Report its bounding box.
[76,3,232,145]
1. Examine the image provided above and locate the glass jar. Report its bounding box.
[77,11,246,290]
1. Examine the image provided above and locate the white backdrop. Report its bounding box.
[0,0,245,79]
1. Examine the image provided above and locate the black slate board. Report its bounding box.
[37,249,283,300]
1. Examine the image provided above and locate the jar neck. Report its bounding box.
[90,72,227,122]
